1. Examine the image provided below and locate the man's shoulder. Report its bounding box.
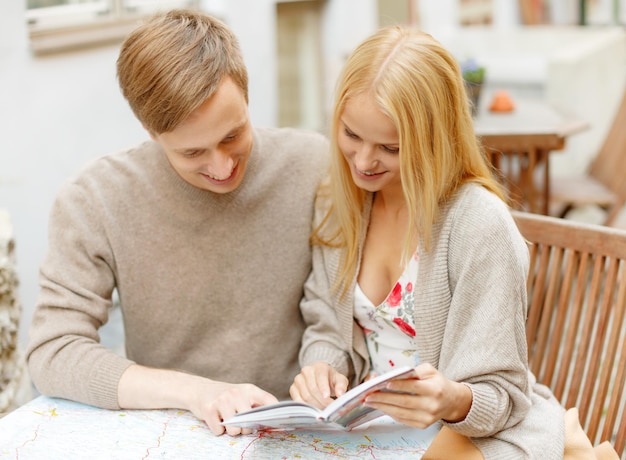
[72,141,156,178]
[59,140,159,198]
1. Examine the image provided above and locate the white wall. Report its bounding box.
[0,3,149,351]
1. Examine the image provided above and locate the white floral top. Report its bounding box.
[354,252,421,378]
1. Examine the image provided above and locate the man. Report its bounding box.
[26,9,331,436]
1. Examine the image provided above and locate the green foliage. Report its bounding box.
[461,58,485,84]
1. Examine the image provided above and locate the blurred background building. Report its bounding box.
[1,0,625,404]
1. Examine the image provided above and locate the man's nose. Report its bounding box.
[206,149,234,179]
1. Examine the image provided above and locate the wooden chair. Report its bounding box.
[512,211,626,457]
[549,86,626,227]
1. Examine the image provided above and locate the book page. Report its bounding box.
[322,366,416,429]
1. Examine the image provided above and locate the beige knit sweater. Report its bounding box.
[27,127,329,407]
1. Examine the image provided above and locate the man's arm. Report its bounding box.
[118,364,278,435]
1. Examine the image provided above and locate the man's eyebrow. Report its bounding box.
[173,146,204,154]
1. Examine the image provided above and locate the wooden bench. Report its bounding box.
[512,211,626,457]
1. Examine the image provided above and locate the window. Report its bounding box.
[27,0,200,55]
[276,1,325,131]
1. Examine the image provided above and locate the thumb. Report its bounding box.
[412,362,436,380]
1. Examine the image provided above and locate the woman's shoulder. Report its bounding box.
[436,183,525,254]
[443,183,513,230]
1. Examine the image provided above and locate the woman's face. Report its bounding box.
[337,92,401,194]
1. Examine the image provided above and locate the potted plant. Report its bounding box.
[461,58,486,116]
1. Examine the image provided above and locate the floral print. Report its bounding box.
[354,252,420,377]
[392,317,416,337]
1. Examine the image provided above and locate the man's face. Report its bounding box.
[153,77,253,194]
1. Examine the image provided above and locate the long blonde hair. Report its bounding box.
[314,25,504,294]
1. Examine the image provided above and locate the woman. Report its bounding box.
[291,26,565,459]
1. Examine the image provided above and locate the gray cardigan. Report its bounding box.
[299,184,565,459]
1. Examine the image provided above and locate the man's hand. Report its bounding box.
[289,361,349,409]
[191,381,278,436]
[117,364,277,436]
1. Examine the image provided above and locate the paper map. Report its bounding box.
[0,396,439,459]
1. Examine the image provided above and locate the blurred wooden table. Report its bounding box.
[474,96,588,214]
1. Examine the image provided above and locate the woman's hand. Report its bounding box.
[362,363,473,428]
[290,361,349,409]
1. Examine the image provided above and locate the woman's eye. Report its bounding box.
[344,128,359,139]
[382,145,400,154]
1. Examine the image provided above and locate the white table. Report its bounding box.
[0,395,444,459]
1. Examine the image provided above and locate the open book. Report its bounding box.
[222,366,416,431]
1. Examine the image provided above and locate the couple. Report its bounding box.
[26,9,565,459]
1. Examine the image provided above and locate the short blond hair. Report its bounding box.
[117,9,248,134]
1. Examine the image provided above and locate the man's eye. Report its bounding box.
[222,133,239,144]
[183,150,202,158]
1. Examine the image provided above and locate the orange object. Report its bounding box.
[489,90,515,112]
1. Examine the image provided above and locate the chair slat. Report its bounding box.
[554,252,588,399]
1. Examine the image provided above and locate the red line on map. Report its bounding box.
[239,430,269,459]
[14,422,43,460]
[142,412,176,458]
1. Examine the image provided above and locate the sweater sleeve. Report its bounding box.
[298,195,353,379]
[26,181,134,409]
[437,189,532,438]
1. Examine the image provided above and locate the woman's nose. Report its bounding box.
[353,144,377,170]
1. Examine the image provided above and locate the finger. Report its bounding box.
[205,408,227,435]
[385,378,422,395]
[230,387,277,434]
[332,372,349,398]
[250,388,279,407]
[225,424,244,436]
[292,373,315,403]
[298,368,329,408]
[314,365,333,399]
[365,389,423,409]
[289,383,302,401]
[413,362,436,379]
[363,400,435,429]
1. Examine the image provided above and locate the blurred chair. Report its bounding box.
[549,86,626,227]
[512,211,625,457]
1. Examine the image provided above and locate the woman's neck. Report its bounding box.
[373,190,407,220]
